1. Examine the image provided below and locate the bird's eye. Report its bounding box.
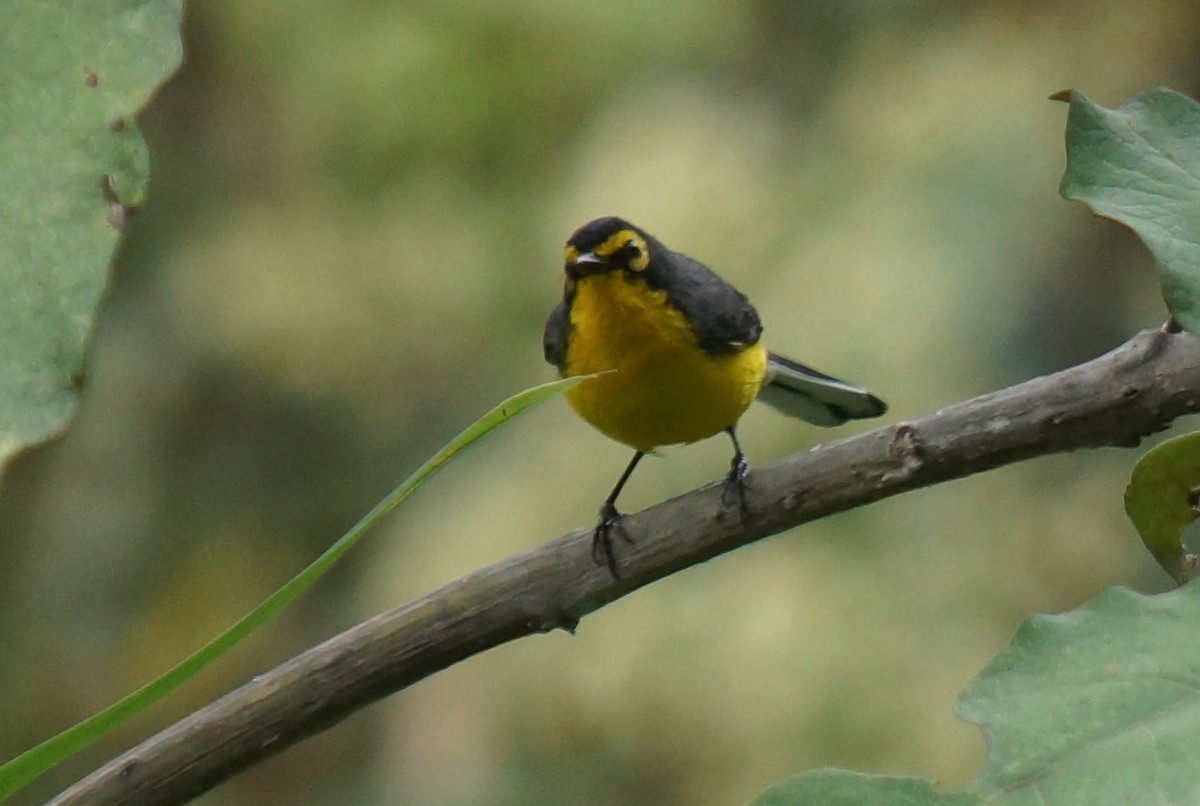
[622,237,651,271]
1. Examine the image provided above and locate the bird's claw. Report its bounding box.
[591,501,632,578]
[721,453,750,512]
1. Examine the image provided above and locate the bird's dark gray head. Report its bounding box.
[563,217,655,278]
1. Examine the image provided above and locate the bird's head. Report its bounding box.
[563,217,653,279]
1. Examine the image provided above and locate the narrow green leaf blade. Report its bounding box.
[0,377,580,799]
[1056,88,1200,332]
[0,0,182,476]
[1125,432,1200,584]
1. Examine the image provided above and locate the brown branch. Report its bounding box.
[49,326,1200,806]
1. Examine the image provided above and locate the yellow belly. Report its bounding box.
[562,272,767,452]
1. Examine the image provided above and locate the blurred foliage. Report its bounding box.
[753,769,971,805]
[4,1,1200,805]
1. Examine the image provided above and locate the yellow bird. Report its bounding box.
[544,217,886,576]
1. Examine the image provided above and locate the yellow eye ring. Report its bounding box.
[618,233,650,272]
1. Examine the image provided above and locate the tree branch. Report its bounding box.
[49,326,1200,806]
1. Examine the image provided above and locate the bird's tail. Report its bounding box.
[757,352,887,426]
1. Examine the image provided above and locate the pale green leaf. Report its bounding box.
[0,0,183,475]
[752,584,1200,805]
[1056,88,1200,333]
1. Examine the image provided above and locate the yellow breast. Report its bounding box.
[562,272,767,452]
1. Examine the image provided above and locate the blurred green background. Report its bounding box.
[4,1,1199,803]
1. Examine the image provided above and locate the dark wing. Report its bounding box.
[543,299,571,372]
[659,250,762,355]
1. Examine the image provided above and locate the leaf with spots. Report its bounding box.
[0,0,183,479]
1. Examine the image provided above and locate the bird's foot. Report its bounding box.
[721,452,750,512]
[591,501,633,578]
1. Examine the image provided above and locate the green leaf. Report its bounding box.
[0,377,582,800]
[960,584,1200,803]
[750,769,974,806]
[1055,88,1200,333]
[1125,432,1200,584]
[0,0,182,477]
[750,584,1200,805]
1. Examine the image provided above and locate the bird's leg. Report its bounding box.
[592,450,644,577]
[721,426,750,512]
